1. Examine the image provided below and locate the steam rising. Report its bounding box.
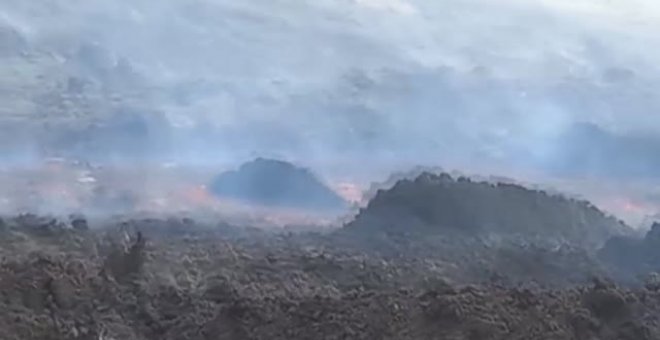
[0,0,659,222]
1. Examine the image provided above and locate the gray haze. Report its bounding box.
[1,0,659,220]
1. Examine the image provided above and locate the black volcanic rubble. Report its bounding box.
[1,173,659,339]
[209,158,347,211]
[345,172,630,249]
[1,216,660,340]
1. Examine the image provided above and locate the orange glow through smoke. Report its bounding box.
[182,185,216,207]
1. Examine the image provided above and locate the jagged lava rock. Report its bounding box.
[344,172,631,249]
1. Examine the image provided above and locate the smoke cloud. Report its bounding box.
[0,0,659,222]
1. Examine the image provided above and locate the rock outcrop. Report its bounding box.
[345,172,631,249]
[209,158,347,211]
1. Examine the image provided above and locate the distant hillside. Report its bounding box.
[599,222,660,280]
[345,172,631,249]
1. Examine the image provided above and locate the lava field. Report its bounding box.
[2,173,660,340]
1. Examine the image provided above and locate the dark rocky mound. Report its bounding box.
[599,222,660,281]
[361,165,446,203]
[345,172,631,249]
[209,158,347,211]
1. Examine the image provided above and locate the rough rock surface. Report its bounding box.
[0,174,655,339]
[346,172,631,249]
[1,215,660,340]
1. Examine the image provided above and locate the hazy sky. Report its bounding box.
[1,0,660,222]
[1,0,659,175]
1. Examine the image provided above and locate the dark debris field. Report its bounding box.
[1,213,660,340]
